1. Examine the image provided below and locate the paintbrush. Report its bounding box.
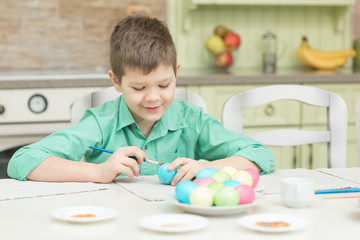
[89,146,164,165]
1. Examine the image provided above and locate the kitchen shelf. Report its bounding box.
[191,0,355,6]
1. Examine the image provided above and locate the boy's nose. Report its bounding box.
[145,89,159,102]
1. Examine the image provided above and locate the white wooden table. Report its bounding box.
[1,168,360,240]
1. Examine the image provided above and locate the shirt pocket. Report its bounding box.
[158,147,186,164]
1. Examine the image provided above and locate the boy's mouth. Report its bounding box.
[143,105,161,112]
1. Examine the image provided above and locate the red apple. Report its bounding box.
[215,51,233,67]
[224,32,241,51]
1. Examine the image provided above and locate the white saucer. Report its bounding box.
[238,213,308,233]
[51,206,118,223]
[139,213,208,233]
[168,193,263,216]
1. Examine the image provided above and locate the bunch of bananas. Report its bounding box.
[297,37,356,70]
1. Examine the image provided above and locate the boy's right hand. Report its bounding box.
[96,146,147,183]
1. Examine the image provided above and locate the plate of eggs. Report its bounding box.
[168,167,264,216]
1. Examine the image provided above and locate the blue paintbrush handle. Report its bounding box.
[315,188,360,194]
[89,146,142,162]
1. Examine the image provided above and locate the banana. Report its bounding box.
[297,37,356,70]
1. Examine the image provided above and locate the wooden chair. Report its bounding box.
[71,87,207,125]
[221,84,347,168]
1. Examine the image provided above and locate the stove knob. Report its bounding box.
[0,105,4,114]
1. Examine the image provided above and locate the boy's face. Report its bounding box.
[110,64,177,128]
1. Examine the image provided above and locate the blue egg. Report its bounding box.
[175,180,198,204]
[223,179,241,188]
[158,163,177,185]
[196,168,218,180]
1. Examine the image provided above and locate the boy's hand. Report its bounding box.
[97,146,147,183]
[167,158,206,186]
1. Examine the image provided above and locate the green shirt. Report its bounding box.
[8,95,275,180]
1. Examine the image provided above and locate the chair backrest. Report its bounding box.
[356,98,360,166]
[71,87,207,125]
[221,84,348,168]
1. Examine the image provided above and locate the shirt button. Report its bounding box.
[144,145,148,150]
[128,126,132,130]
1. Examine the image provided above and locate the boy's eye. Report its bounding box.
[133,87,144,91]
[159,83,169,88]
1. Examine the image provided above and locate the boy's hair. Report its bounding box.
[110,16,177,82]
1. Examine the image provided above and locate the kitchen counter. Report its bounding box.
[0,68,359,89]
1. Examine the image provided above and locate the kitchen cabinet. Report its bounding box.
[181,83,359,169]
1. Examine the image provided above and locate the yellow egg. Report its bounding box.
[232,170,253,187]
[221,166,237,177]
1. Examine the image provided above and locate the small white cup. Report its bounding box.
[281,177,314,208]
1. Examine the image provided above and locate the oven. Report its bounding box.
[0,81,104,178]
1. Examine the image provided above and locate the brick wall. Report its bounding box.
[0,0,165,70]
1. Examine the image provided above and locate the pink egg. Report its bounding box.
[195,177,215,186]
[235,184,255,204]
[244,168,260,188]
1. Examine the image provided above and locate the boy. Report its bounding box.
[8,16,274,185]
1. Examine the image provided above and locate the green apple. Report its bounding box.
[205,35,225,55]
[214,186,240,206]
[214,25,230,38]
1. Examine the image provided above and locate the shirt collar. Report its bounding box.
[116,97,188,137]
[117,95,137,131]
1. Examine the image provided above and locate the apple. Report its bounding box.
[215,51,233,67]
[214,186,240,206]
[214,25,230,38]
[205,35,226,55]
[224,32,241,51]
[190,186,213,206]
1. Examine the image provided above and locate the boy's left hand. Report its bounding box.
[167,158,206,186]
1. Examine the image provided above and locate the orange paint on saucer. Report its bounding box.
[71,213,97,218]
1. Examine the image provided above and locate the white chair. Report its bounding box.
[356,98,360,166]
[222,84,348,168]
[71,87,207,125]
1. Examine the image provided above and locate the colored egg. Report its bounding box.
[221,166,237,177]
[211,171,231,183]
[207,182,224,196]
[214,186,240,206]
[195,177,215,187]
[190,186,213,206]
[223,179,241,188]
[175,180,198,204]
[196,168,218,180]
[232,170,253,187]
[235,184,255,204]
[244,168,260,188]
[158,163,177,185]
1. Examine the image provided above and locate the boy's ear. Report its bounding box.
[108,70,122,92]
[175,63,180,77]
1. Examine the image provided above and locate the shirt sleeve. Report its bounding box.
[195,112,275,175]
[7,110,103,181]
